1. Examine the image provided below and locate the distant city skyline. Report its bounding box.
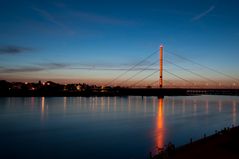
[1,0,239,86]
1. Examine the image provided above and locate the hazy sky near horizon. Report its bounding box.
[0,0,239,86]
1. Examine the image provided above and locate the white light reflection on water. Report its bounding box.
[41,97,45,121]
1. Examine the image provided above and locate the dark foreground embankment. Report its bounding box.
[153,126,239,159]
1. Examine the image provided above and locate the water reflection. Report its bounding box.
[128,96,131,112]
[41,97,45,120]
[205,99,209,114]
[63,97,67,113]
[153,97,156,113]
[144,97,147,114]
[107,97,110,112]
[31,97,35,107]
[193,99,197,116]
[233,100,237,125]
[155,97,164,149]
[114,96,117,112]
[218,99,222,112]
[1,95,239,159]
[172,97,175,115]
[182,98,186,115]
[101,97,104,112]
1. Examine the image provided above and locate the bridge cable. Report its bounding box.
[117,59,159,86]
[105,49,159,86]
[165,59,218,84]
[130,70,159,87]
[165,50,239,82]
[164,70,195,86]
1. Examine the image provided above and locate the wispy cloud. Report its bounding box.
[0,61,158,74]
[0,62,70,73]
[72,11,134,25]
[70,67,157,71]
[0,67,44,73]
[51,1,133,26]
[38,62,70,69]
[0,45,34,55]
[53,2,67,8]
[31,7,74,34]
[32,7,63,26]
[68,60,157,71]
[192,5,215,21]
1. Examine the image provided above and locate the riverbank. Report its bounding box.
[153,125,239,159]
[1,88,239,97]
[1,80,239,97]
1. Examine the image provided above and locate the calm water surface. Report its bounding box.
[0,95,238,159]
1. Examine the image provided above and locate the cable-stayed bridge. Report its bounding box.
[102,45,239,96]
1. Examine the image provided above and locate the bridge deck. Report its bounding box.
[117,88,239,96]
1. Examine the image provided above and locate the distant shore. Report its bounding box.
[1,80,239,97]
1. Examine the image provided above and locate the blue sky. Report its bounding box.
[0,0,239,86]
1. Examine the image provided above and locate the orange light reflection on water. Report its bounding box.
[41,97,45,114]
[155,98,164,149]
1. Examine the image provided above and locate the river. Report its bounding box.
[0,95,238,159]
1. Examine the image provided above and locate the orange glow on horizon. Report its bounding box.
[2,77,239,89]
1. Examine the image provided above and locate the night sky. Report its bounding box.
[1,0,239,86]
